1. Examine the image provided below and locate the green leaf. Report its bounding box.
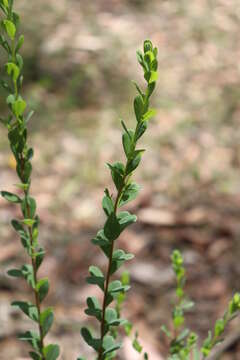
[144,51,155,66]
[1,191,21,203]
[102,335,121,356]
[26,148,34,161]
[12,301,38,322]
[20,236,32,255]
[121,271,130,286]
[120,119,129,134]
[87,296,101,310]
[11,219,23,232]
[201,330,213,357]
[144,40,153,53]
[229,293,240,314]
[2,0,9,8]
[151,58,158,72]
[105,308,125,326]
[119,182,140,207]
[133,337,142,353]
[135,121,147,140]
[142,108,156,122]
[102,189,114,216]
[100,213,136,260]
[21,196,36,218]
[26,110,35,123]
[11,218,27,238]
[22,218,36,227]
[43,344,60,360]
[117,211,137,232]
[113,249,134,261]
[6,93,15,105]
[40,308,54,337]
[7,268,22,277]
[21,264,35,288]
[136,50,144,67]
[108,280,130,295]
[92,229,109,248]
[36,278,49,302]
[8,126,26,153]
[122,130,134,158]
[106,279,130,304]
[177,328,190,342]
[214,319,225,337]
[85,296,102,321]
[12,10,20,26]
[36,248,45,270]
[173,307,184,328]
[86,266,105,290]
[149,71,158,84]
[126,150,144,175]
[8,126,19,148]
[32,218,39,244]
[6,62,20,81]
[105,308,117,324]
[132,81,144,98]
[161,325,172,339]
[18,331,40,352]
[134,95,144,122]
[104,213,121,241]
[29,352,41,360]
[12,98,26,117]
[81,327,93,346]
[16,53,23,69]
[17,160,32,183]
[3,19,16,39]
[180,300,194,311]
[81,328,101,351]
[16,34,24,52]
[110,249,134,275]
[107,162,125,191]
[124,321,133,336]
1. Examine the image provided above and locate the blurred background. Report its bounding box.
[1,0,240,359]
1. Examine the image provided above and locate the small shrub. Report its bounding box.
[162,250,240,359]
[79,39,158,360]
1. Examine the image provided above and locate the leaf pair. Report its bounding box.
[81,328,121,357]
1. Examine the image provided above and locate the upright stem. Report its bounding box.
[88,40,158,360]
[13,27,45,359]
[98,185,125,360]
[25,195,45,357]
[1,3,60,358]
[98,144,136,359]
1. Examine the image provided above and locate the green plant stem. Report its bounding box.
[26,194,45,357]
[98,130,138,359]
[1,3,60,359]
[14,94,44,356]
[81,40,158,360]
[21,179,45,357]
[15,39,45,360]
[98,183,125,360]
